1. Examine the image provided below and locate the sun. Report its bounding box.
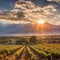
[38,20,45,24]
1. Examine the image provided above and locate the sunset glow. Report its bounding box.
[38,20,45,24]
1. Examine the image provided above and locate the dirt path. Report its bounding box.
[18,46,30,60]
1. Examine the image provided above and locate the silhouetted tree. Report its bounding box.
[29,36,37,44]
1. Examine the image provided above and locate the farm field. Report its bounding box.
[0,44,60,60]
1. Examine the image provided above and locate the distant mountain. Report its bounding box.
[0,22,60,35]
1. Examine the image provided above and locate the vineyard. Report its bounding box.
[0,44,60,60]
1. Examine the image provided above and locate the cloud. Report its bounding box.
[0,0,60,24]
[14,0,57,21]
[0,10,26,21]
[48,0,60,3]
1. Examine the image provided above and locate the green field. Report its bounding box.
[0,44,60,60]
[0,36,60,60]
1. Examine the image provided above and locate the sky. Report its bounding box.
[0,0,60,25]
[0,0,60,35]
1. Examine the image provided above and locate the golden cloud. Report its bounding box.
[0,0,59,23]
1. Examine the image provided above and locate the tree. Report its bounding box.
[29,36,37,44]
